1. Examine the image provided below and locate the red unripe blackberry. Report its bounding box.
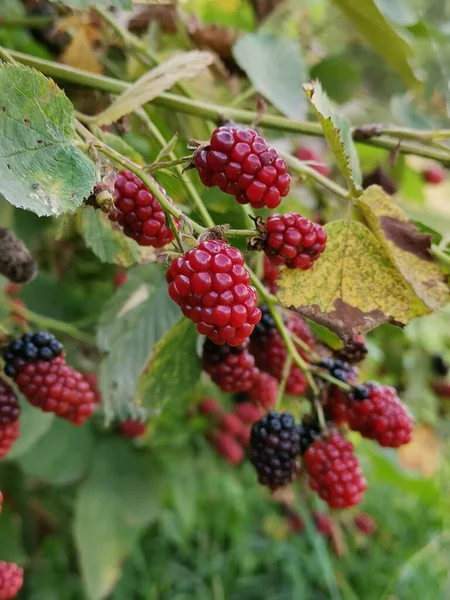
[303,432,366,509]
[248,372,278,409]
[263,213,327,270]
[313,511,333,537]
[335,335,367,364]
[202,338,259,393]
[15,356,96,425]
[111,170,178,247]
[0,421,19,458]
[113,270,128,288]
[251,309,311,396]
[0,378,20,426]
[193,126,290,209]
[345,384,413,448]
[423,165,445,184]
[233,402,262,424]
[82,373,102,404]
[326,387,349,426]
[120,419,147,439]
[0,561,23,600]
[210,431,244,465]
[354,513,377,535]
[263,256,279,294]
[236,424,251,447]
[198,397,223,415]
[167,240,261,346]
[296,146,330,177]
[250,410,300,489]
[219,412,246,437]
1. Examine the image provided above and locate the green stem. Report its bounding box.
[7,301,95,344]
[136,110,214,227]
[226,228,257,238]
[281,151,350,200]
[430,244,450,268]
[7,49,450,165]
[0,15,53,28]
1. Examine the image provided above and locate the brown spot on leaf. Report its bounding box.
[23,118,30,126]
[37,140,43,144]
[379,216,433,262]
[289,299,403,342]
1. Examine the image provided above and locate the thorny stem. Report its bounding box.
[75,121,205,234]
[6,49,450,165]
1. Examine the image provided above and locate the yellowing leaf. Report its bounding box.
[304,81,362,196]
[60,28,103,74]
[95,51,214,126]
[277,220,426,340]
[356,186,450,312]
[398,424,440,477]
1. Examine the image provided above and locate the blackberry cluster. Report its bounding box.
[247,372,278,409]
[3,331,63,379]
[335,335,367,365]
[209,431,244,465]
[0,378,20,426]
[111,170,178,247]
[167,240,261,346]
[193,126,290,209]
[263,213,327,271]
[250,411,300,489]
[0,561,23,600]
[303,432,367,509]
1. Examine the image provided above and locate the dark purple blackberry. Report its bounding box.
[249,410,300,489]
[297,418,322,454]
[431,355,448,377]
[319,358,357,384]
[2,331,64,378]
[0,377,20,425]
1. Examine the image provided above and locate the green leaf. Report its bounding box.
[94,51,213,127]
[139,318,201,413]
[50,0,132,8]
[98,265,181,420]
[0,505,24,563]
[310,54,361,104]
[304,81,362,195]
[18,419,94,485]
[233,32,308,119]
[6,396,54,460]
[355,186,450,312]
[277,219,427,340]
[74,439,162,600]
[81,208,141,267]
[0,64,95,216]
[331,0,420,89]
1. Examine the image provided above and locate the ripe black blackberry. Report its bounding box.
[250,411,300,489]
[319,358,357,384]
[2,331,63,378]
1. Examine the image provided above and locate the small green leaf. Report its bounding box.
[81,208,141,267]
[331,0,420,89]
[139,318,201,413]
[6,396,54,460]
[74,439,162,600]
[277,219,427,340]
[233,32,308,119]
[18,419,94,485]
[94,51,214,127]
[98,265,181,420]
[0,64,95,216]
[154,132,178,164]
[304,81,362,195]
